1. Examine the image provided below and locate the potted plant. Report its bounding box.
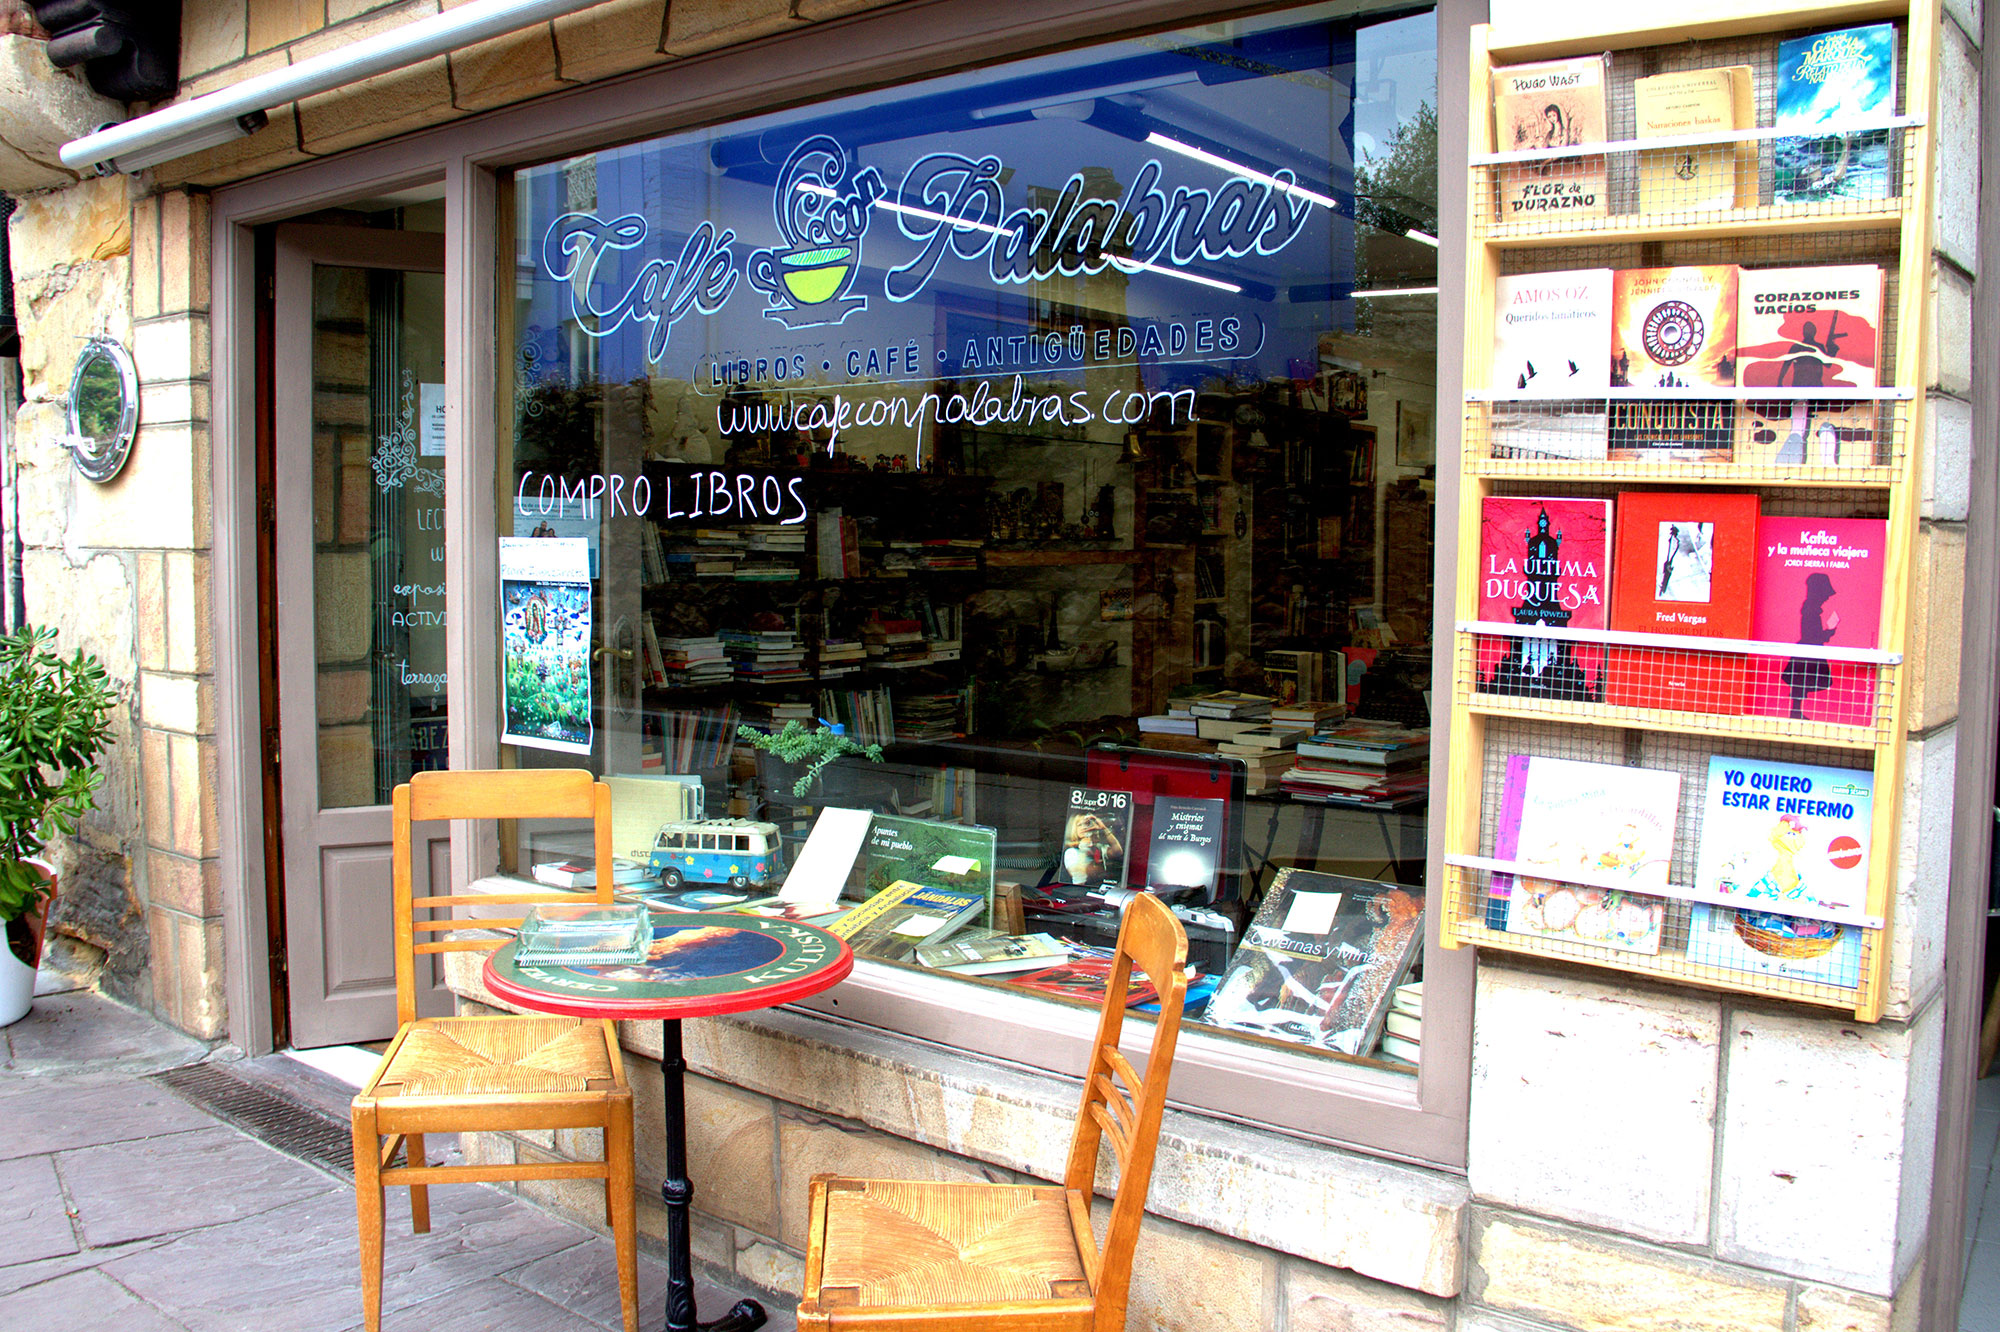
[738,720,884,798]
[0,627,116,1026]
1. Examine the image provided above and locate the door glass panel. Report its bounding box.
[312,266,448,808]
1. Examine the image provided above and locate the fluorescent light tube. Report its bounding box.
[1144,131,1335,209]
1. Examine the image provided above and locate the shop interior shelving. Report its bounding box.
[1436,0,1939,1021]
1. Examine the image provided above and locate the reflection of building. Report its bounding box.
[0,1,1985,1327]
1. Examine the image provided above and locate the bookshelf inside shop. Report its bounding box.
[1438,3,1937,1020]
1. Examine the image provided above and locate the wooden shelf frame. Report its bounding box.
[1439,1,1941,1022]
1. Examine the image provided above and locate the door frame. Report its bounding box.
[270,224,448,1048]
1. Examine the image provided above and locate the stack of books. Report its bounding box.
[1215,723,1311,793]
[1282,720,1429,805]
[894,690,964,744]
[734,525,804,581]
[815,637,867,678]
[1380,982,1422,1063]
[721,628,809,683]
[1137,699,1198,736]
[861,617,929,667]
[1186,691,1273,723]
[1271,701,1343,731]
[660,543,741,578]
[657,634,731,688]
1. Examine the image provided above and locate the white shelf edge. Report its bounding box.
[1443,853,1884,931]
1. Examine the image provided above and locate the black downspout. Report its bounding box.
[0,192,19,635]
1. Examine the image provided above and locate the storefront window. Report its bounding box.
[500,2,1438,1071]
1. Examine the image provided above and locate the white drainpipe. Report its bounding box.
[60,0,612,174]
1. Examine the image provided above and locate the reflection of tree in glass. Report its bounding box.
[73,356,124,443]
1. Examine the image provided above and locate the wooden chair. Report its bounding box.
[796,892,1190,1331]
[350,769,638,1332]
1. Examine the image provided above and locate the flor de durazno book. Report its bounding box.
[1492,755,1681,955]
[1202,868,1424,1056]
[1476,496,1612,701]
[1746,517,1887,727]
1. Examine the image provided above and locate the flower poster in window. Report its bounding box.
[500,536,594,756]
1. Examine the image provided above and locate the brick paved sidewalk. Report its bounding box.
[0,987,793,1332]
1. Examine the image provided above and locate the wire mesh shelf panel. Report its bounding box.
[1452,633,1896,749]
[1462,398,1909,486]
[1476,21,1914,243]
[1437,714,1883,1012]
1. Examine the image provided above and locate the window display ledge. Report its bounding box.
[446,951,1468,1298]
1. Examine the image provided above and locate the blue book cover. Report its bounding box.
[1685,903,1862,989]
[1775,23,1898,203]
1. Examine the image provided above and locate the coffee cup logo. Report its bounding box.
[746,135,885,329]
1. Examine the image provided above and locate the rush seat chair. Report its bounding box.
[350,769,638,1332]
[795,891,1190,1330]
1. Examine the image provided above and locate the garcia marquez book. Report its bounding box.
[1746,517,1886,726]
[1692,755,1874,924]
[1475,497,1612,701]
[1202,869,1424,1056]
[1775,23,1898,205]
[1490,55,1609,219]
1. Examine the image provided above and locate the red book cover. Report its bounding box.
[1746,518,1887,726]
[1476,497,1613,701]
[1607,491,1761,713]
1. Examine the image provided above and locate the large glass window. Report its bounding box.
[500,3,1438,1072]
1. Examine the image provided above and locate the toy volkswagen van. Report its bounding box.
[648,818,784,890]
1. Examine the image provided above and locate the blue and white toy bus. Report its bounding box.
[648,818,784,891]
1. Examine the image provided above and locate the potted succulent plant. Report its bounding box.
[0,627,116,1026]
[738,720,883,798]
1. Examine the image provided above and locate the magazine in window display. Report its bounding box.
[830,879,988,963]
[499,536,594,756]
[1606,491,1761,713]
[1059,788,1132,892]
[1489,55,1610,219]
[1495,755,1681,955]
[1144,797,1225,897]
[1476,497,1612,702]
[1775,23,1899,204]
[1692,756,1873,923]
[915,931,1068,975]
[1607,266,1740,463]
[1202,869,1424,1056]
[861,815,997,922]
[1745,518,1887,726]
[1632,66,1757,213]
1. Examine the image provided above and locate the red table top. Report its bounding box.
[483,912,853,1020]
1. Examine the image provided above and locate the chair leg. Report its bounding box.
[608,1094,638,1332]
[351,1107,385,1332]
[406,1133,430,1234]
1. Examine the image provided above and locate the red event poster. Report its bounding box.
[1476,497,1613,701]
[1607,491,1761,713]
[1746,517,1886,725]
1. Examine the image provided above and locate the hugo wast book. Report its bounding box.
[1476,497,1612,702]
[1609,266,1739,463]
[1775,23,1899,205]
[1495,755,1681,955]
[1746,517,1886,726]
[1692,755,1874,924]
[1607,490,1761,713]
[1489,269,1613,460]
[1490,56,1610,220]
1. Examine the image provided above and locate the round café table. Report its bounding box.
[484,912,853,1332]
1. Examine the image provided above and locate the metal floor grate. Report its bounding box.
[152,1063,355,1178]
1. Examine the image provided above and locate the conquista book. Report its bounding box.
[1489,268,1612,460]
[1475,497,1612,702]
[1633,65,1757,213]
[1202,868,1424,1056]
[1735,265,1885,466]
[1490,55,1609,219]
[1609,266,1738,462]
[1495,756,1680,955]
[1775,23,1898,205]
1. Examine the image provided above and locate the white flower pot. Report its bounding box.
[0,942,33,1027]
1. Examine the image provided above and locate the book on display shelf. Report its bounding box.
[829,879,986,963]
[1692,755,1873,923]
[1144,797,1225,895]
[1736,265,1886,468]
[1745,517,1887,726]
[1489,269,1613,460]
[1201,868,1424,1057]
[1476,497,1612,702]
[1058,787,1133,892]
[1494,754,1681,955]
[1606,490,1761,713]
[1685,904,1863,988]
[1608,266,1739,464]
[861,814,998,922]
[1489,55,1610,219]
[914,931,1068,975]
[1775,23,1899,206]
[1632,65,1757,214]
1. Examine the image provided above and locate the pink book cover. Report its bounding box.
[1746,518,1887,726]
[1486,753,1532,928]
[1475,497,1612,702]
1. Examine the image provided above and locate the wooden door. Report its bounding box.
[274,225,451,1048]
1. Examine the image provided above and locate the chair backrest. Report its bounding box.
[391,769,614,1025]
[1060,891,1189,1330]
